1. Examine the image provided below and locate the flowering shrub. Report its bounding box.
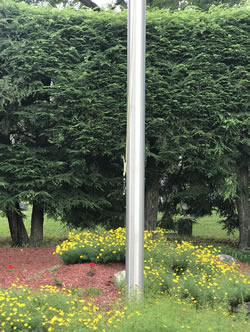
[55,228,250,308]
[143,240,250,307]
[54,227,127,265]
[54,228,166,265]
[0,283,126,331]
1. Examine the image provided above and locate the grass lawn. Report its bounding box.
[0,206,71,247]
[193,213,239,241]
[0,209,239,245]
[0,209,249,263]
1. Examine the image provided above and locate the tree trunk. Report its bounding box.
[30,202,44,247]
[145,177,160,230]
[6,203,29,247]
[236,159,250,250]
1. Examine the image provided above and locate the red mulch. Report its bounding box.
[0,247,125,307]
[0,247,249,307]
[237,261,250,276]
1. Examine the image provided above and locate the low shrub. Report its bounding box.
[55,228,250,310]
[54,227,127,265]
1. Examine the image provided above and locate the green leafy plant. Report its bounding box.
[48,265,61,273]
[54,278,63,286]
[27,273,42,281]
[84,287,103,297]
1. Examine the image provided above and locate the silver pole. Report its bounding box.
[126,0,146,301]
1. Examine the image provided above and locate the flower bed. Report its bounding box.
[55,228,250,308]
[0,229,249,331]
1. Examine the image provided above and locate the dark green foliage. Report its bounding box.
[0,2,128,230]
[0,2,249,241]
[177,217,194,236]
[217,197,239,233]
[14,0,246,11]
[48,10,128,228]
[60,247,99,265]
[59,242,126,265]
[147,0,245,11]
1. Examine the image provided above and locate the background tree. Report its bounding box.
[147,0,244,10]
[1,2,249,248]
[0,2,127,244]
[13,0,127,9]
[169,6,250,248]
[13,0,246,11]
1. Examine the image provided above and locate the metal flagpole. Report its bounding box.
[126,0,146,301]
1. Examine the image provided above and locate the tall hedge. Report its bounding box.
[0,2,249,246]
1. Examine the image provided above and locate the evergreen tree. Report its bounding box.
[13,0,246,11]
[1,2,249,248]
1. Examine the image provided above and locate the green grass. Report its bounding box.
[69,287,103,297]
[0,211,240,246]
[193,213,239,241]
[0,206,72,247]
[113,296,249,332]
[0,209,249,263]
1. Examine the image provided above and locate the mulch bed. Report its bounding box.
[0,247,125,307]
[0,247,249,306]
